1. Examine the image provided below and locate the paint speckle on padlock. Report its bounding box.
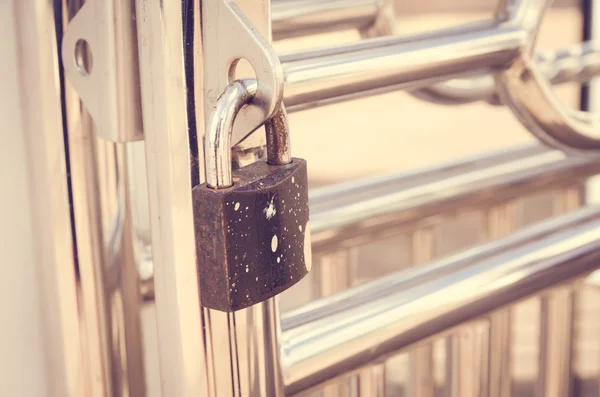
[264,196,277,219]
[304,221,312,272]
[271,235,278,252]
[234,202,240,211]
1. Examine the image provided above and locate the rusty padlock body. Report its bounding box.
[193,158,310,312]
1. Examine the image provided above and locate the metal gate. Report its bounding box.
[4,1,600,397]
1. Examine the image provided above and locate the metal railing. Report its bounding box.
[277,145,600,394]
[283,206,600,395]
[9,0,600,397]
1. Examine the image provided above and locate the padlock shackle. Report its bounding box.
[205,79,292,188]
[265,105,292,166]
[205,79,257,188]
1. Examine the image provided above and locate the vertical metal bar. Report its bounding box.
[317,248,358,397]
[153,1,282,397]
[359,362,386,397]
[538,188,581,397]
[488,311,511,397]
[540,288,574,397]
[486,204,517,397]
[317,249,354,298]
[450,205,515,397]
[9,2,84,396]
[61,0,147,395]
[410,226,436,397]
[452,321,490,397]
[583,6,600,395]
[134,0,206,396]
[317,246,388,397]
[63,75,147,397]
[350,247,387,397]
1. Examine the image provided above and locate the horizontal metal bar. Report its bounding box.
[307,146,600,251]
[272,0,381,40]
[281,206,600,395]
[284,145,598,328]
[414,40,600,105]
[281,21,525,110]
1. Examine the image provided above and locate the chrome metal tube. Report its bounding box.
[306,147,600,252]
[282,149,598,330]
[281,22,526,110]
[204,80,257,188]
[8,2,84,396]
[62,0,147,395]
[272,0,381,40]
[414,40,600,105]
[281,207,600,395]
[134,1,206,396]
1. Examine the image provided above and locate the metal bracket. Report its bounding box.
[203,0,285,146]
[61,0,143,142]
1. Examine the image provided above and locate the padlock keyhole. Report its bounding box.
[228,58,257,83]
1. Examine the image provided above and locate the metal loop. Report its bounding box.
[204,79,258,188]
[495,0,600,155]
[203,0,284,147]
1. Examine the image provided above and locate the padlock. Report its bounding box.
[193,98,311,312]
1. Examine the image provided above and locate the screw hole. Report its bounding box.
[228,58,257,83]
[74,39,93,76]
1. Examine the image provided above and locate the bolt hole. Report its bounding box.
[228,58,257,83]
[74,39,93,76]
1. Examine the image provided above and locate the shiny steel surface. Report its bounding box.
[61,0,143,142]
[272,0,393,40]
[414,40,600,105]
[495,0,600,154]
[134,0,205,396]
[282,146,598,329]
[8,2,84,396]
[281,22,526,111]
[204,79,257,188]
[202,0,284,146]
[307,147,600,251]
[485,205,515,397]
[61,0,148,395]
[281,207,600,395]
[275,0,600,155]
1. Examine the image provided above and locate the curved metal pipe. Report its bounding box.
[496,0,600,154]
[204,79,257,188]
